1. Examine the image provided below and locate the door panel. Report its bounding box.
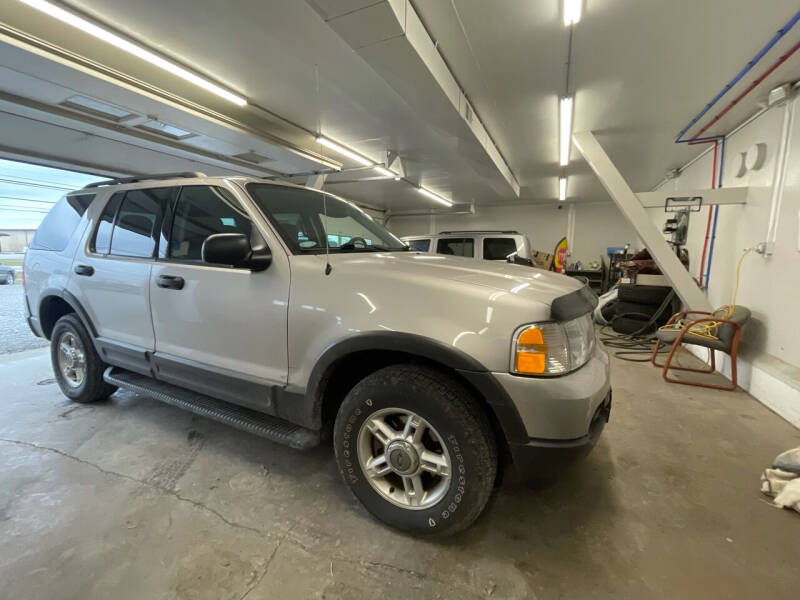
[150,262,289,384]
[149,185,290,392]
[69,188,172,352]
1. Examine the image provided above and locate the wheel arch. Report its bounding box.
[39,290,97,341]
[307,332,528,465]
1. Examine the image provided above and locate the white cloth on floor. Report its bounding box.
[761,446,800,514]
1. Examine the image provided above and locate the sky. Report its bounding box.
[0,159,103,230]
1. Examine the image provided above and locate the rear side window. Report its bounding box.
[107,188,174,258]
[91,192,124,254]
[483,237,518,260]
[29,193,95,251]
[169,186,251,262]
[407,239,431,252]
[436,237,474,257]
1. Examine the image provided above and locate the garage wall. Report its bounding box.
[650,96,800,427]
[387,202,640,263]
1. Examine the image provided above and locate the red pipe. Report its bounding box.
[692,39,800,140]
[689,139,718,285]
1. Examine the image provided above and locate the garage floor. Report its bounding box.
[1,346,799,600]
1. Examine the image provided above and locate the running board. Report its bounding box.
[104,368,319,449]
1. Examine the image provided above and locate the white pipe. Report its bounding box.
[764,96,796,255]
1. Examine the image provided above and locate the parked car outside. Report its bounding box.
[0,264,15,285]
[24,173,610,537]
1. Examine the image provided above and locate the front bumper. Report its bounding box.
[490,344,611,480]
[492,345,610,440]
[508,391,611,480]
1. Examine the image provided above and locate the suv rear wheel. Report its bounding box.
[51,314,116,403]
[334,364,497,537]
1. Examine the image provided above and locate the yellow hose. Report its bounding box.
[659,248,752,340]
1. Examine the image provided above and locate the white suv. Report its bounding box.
[401,231,532,264]
[24,173,610,536]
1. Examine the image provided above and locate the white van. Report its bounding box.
[401,230,532,263]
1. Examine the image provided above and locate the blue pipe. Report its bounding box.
[705,205,720,286]
[675,10,800,143]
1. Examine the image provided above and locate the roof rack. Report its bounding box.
[83,172,207,189]
[438,230,520,235]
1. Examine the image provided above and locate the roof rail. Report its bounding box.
[438,230,520,235]
[83,172,207,189]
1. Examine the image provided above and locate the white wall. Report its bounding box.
[387,201,640,264]
[651,96,800,427]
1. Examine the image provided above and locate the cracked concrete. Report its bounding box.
[1,347,799,599]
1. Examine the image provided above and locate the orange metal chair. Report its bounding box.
[650,307,750,391]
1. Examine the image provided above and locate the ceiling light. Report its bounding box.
[418,187,453,207]
[559,96,573,166]
[18,0,247,106]
[373,166,396,178]
[563,0,582,26]
[316,136,374,167]
[559,177,567,201]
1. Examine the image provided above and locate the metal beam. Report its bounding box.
[573,131,712,311]
[305,173,327,189]
[636,187,748,208]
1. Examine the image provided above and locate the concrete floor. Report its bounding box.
[1,347,799,600]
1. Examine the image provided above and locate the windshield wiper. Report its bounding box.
[339,244,389,252]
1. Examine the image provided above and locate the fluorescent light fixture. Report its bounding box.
[18,0,247,106]
[418,187,453,207]
[316,136,374,167]
[559,177,567,201]
[559,96,573,166]
[373,166,396,178]
[563,0,582,25]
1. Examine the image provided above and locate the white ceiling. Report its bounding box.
[0,0,799,212]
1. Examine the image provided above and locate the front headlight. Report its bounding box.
[511,313,595,376]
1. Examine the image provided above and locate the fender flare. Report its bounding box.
[38,288,98,340]
[299,331,528,444]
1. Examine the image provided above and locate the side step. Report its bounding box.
[104,368,319,450]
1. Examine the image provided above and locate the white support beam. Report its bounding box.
[636,187,748,208]
[306,173,327,189]
[573,131,712,311]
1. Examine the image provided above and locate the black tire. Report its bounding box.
[51,313,116,403]
[2,272,12,285]
[614,301,658,318]
[612,314,655,335]
[334,364,497,537]
[617,284,672,306]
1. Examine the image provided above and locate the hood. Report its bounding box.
[333,251,582,303]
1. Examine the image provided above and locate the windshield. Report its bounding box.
[246,183,406,253]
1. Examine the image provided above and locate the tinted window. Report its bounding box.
[246,183,405,253]
[436,237,474,257]
[407,239,431,252]
[109,188,173,258]
[91,192,123,254]
[30,193,94,251]
[483,237,518,260]
[169,186,251,262]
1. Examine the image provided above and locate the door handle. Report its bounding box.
[156,274,185,290]
[74,264,94,276]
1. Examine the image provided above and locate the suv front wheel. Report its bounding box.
[51,314,117,403]
[334,364,497,537]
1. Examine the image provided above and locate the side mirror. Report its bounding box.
[201,233,271,271]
